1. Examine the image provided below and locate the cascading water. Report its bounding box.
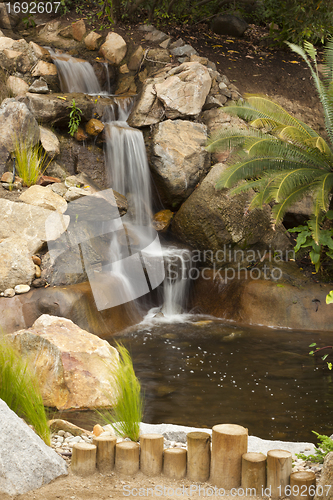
[51,52,191,319]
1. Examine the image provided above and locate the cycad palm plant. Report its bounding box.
[207,39,333,248]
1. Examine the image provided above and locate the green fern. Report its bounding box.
[207,39,333,246]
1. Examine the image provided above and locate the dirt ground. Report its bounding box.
[5,469,267,500]
[2,12,326,500]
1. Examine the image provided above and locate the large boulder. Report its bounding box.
[0,237,36,292]
[8,315,119,410]
[0,99,39,153]
[172,163,292,262]
[150,119,210,209]
[0,198,69,254]
[314,451,333,500]
[0,399,67,496]
[128,62,211,127]
[99,32,127,65]
[211,14,249,37]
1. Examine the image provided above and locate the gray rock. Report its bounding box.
[0,99,39,153]
[170,44,198,57]
[151,120,210,209]
[138,24,155,32]
[145,30,169,43]
[0,237,36,292]
[160,37,171,49]
[172,163,292,261]
[211,14,249,37]
[28,77,49,94]
[0,398,67,496]
[169,38,185,49]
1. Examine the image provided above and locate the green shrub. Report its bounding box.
[68,99,82,137]
[262,0,333,45]
[0,336,51,446]
[97,343,143,442]
[296,431,333,463]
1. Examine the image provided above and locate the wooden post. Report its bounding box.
[163,448,187,479]
[115,441,140,475]
[93,435,117,474]
[187,431,210,483]
[71,443,97,476]
[210,424,248,489]
[241,452,267,494]
[290,471,316,500]
[267,449,292,498]
[140,434,164,476]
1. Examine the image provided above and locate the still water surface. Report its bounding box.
[114,318,333,443]
[56,318,333,443]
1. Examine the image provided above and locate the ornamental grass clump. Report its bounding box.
[0,335,51,446]
[207,39,333,252]
[14,136,49,187]
[98,343,143,442]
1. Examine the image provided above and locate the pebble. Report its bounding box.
[14,284,30,294]
[4,288,15,298]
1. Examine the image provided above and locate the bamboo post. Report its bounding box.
[290,471,316,500]
[267,449,292,498]
[115,441,140,475]
[210,424,248,489]
[140,434,164,476]
[187,431,211,483]
[163,448,187,479]
[241,452,267,494]
[93,435,117,474]
[71,443,97,476]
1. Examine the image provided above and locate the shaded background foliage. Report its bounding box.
[59,0,333,44]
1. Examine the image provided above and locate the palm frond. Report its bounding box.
[272,183,316,224]
[312,172,333,212]
[206,128,263,153]
[271,168,320,203]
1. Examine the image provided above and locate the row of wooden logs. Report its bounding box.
[72,424,316,500]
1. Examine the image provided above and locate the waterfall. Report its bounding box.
[52,53,191,319]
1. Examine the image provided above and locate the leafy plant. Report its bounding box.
[309,343,333,370]
[14,137,50,187]
[97,343,143,442]
[296,431,333,463]
[288,211,333,272]
[207,39,333,248]
[0,335,51,445]
[68,99,83,137]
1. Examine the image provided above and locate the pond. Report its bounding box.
[114,318,332,443]
[56,317,333,444]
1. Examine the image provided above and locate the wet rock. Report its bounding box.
[0,99,39,153]
[28,77,49,94]
[172,163,292,259]
[85,119,104,136]
[99,32,127,65]
[152,210,174,232]
[39,126,60,158]
[19,185,67,213]
[84,31,102,50]
[74,126,89,141]
[128,45,144,71]
[14,284,31,294]
[8,314,119,410]
[0,399,67,496]
[151,120,209,209]
[211,14,249,37]
[32,255,42,266]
